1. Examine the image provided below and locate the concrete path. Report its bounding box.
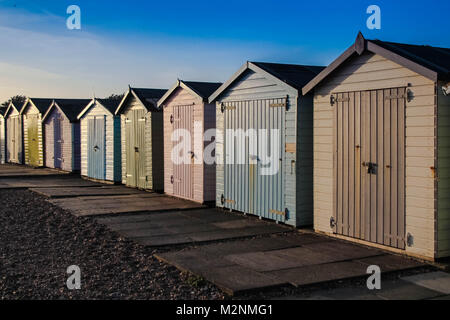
[30,185,146,198]
[156,233,424,295]
[49,192,205,217]
[0,163,69,177]
[96,209,290,247]
[0,177,103,189]
[281,272,450,300]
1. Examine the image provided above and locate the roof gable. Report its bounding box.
[20,98,53,115]
[78,98,121,119]
[303,32,450,95]
[209,61,324,102]
[158,80,222,107]
[116,87,167,114]
[43,99,91,122]
[4,102,20,118]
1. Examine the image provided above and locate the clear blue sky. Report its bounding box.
[0,0,449,102]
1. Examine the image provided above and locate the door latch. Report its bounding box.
[135,147,139,152]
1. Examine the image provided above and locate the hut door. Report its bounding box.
[172,105,194,200]
[8,117,17,162]
[53,116,63,169]
[12,116,20,163]
[88,116,106,180]
[333,89,406,249]
[125,109,147,189]
[27,115,39,166]
[222,98,285,222]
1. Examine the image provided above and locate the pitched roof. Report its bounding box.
[158,80,222,107]
[27,98,54,114]
[182,81,223,99]
[209,61,325,102]
[0,108,5,117]
[53,99,92,122]
[116,87,167,114]
[4,101,20,118]
[371,40,450,77]
[303,33,450,95]
[251,62,326,90]
[96,98,122,114]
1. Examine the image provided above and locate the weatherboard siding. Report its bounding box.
[438,81,450,258]
[0,116,5,164]
[6,108,22,164]
[163,87,213,203]
[214,69,312,227]
[313,52,437,258]
[80,103,118,181]
[121,97,164,191]
[23,104,44,167]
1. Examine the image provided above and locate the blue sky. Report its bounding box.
[0,0,449,102]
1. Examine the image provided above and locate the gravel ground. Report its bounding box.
[0,189,224,300]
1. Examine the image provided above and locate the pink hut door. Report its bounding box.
[172,105,194,200]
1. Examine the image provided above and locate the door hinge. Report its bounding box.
[269,209,286,217]
[221,104,236,113]
[221,195,235,205]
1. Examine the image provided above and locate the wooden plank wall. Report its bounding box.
[438,81,450,258]
[215,69,309,227]
[43,108,57,168]
[59,113,73,172]
[313,52,437,258]
[80,104,117,181]
[23,104,44,166]
[0,116,5,164]
[120,96,153,189]
[163,87,205,202]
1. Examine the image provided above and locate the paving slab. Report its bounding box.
[269,261,369,287]
[98,208,288,247]
[156,233,427,295]
[401,271,450,294]
[356,254,424,272]
[200,265,288,295]
[50,194,204,216]
[375,279,443,300]
[0,164,69,177]
[29,186,142,198]
[278,279,444,300]
[0,177,103,189]
[301,240,384,261]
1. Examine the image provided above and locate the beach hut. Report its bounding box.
[42,99,91,172]
[158,80,222,203]
[302,33,450,260]
[115,87,167,190]
[20,98,53,167]
[78,98,122,182]
[0,109,5,164]
[4,101,23,164]
[209,62,324,226]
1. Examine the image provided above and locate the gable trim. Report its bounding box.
[302,33,439,95]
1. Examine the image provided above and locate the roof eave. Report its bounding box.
[302,36,440,95]
[367,41,438,82]
[115,88,132,115]
[208,62,249,103]
[41,101,55,122]
[77,99,96,120]
[302,45,356,95]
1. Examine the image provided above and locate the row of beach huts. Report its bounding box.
[1,34,449,261]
